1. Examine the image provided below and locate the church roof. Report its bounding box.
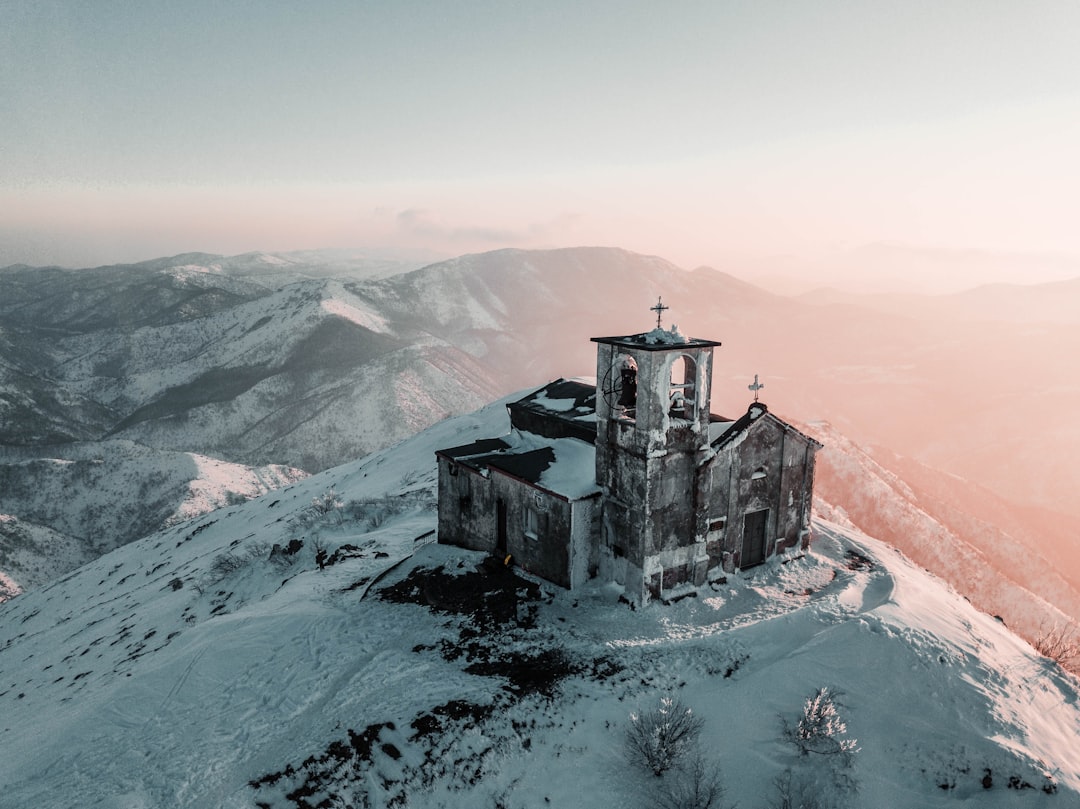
[483,446,557,484]
[507,379,597,443]
[711,402,824,451]
[591,330,721,351]
[436,437,512,460]
[437,432,600,502]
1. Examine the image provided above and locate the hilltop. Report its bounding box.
[1,396,1077,808]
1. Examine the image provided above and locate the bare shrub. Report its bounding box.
[655,753,726,809]
[625,695,704,777]
[313,537,328,570]
[785,687,858,762]
[303,488,345,527]
[769,769,823,809]
[210,551,246,579]
[207,543,273,583]
[1034,621,1080,671]
[345,492,429,530]
[310,488,343,515]
[364,496,396,529]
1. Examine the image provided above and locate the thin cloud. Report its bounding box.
[394,208,579,248]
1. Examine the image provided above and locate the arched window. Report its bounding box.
[602,354,638,420]
[668,354,697,419]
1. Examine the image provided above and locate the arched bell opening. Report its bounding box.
[601,353,638,421]
[668,354,698,420]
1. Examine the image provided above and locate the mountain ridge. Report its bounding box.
[3,245,1078,640]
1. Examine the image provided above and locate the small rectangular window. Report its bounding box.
[524,506,539,539]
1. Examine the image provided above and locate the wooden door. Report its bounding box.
[741,509,768,568]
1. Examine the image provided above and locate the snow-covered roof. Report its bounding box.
[708,418,737,443]
[437,430,600,502]
[591,332,722,351]
[711,402,824,451]
[435,436,512,460]
[507,379,598,443]
[515,378,595,414]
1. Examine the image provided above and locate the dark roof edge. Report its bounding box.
[712,403,824,450]
[434,437,512,460]
[591,335,722,350]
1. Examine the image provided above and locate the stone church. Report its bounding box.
[435,310,822,604]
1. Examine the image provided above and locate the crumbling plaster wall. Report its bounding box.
[437,457,496,553]
[706,416,816,570]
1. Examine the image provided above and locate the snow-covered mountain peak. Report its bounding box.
[165,262,225,277]
[1,398,1077,807]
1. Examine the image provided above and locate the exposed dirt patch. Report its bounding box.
[844,549,875,571]
[464,647,581,698]
[249,721,400,807]
[409,698,497,740]
[378,557,541,631]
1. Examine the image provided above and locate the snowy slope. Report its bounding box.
[1,397,1077,808]
[1,253,499,471]
[808,421,1080,639]
[0,515,89,600]
[0,442,306,594]
[0,254,500,589]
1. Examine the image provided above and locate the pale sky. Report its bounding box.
[3,0,1079,285]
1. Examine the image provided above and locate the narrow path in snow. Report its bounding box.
[857,563,895,614]
[813,522,896,615]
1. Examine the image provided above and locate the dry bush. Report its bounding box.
[769,770,823,809]
[207,543,273,583]
[1034,621,1080,671]
[625,695,704,777]
[654,753,726,809]
[785,687,858,762]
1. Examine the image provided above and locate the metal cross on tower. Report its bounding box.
[650,296,669,329]
[748,373,765,402]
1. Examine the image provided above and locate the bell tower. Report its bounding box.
[591,303,721,601]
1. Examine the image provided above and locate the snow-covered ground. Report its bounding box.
[0,441,307,593]
[807,421,1080,642]
[1,399,1077,808]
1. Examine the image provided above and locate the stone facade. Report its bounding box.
[705,405,818,572]
[436,327,821,603]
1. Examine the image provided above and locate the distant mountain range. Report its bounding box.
[2,247,1078,641]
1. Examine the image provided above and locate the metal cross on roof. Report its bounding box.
[650,296,669,329]
[748,373,765,402]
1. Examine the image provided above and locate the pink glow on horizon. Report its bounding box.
[4,2,1079,287]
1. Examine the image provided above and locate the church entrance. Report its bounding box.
[742,509,768,568]
[496,499,508,555]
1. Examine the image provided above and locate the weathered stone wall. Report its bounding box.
[569,496,602,589]
[781,432,812,553]
[436,457,496,553]
[493,475,574,589]
[777,429,816,553]
[705,416,818,571]
[645,450,700,554]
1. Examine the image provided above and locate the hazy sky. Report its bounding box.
[3,1,1079,283]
